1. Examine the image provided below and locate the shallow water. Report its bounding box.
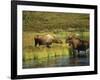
[23,53,89,69]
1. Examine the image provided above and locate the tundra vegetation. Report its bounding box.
[22,11,89,68]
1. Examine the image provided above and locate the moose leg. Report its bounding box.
[46,45,51,48]
[46,42,51,48]
[73,49,80,57]
[77,50,80,57]
[34,39,39,47]
[73,49,76,57]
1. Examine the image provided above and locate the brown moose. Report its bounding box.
[34,34,62,48]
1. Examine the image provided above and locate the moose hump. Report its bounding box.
[45,34,54,43]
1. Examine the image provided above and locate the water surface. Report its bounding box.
[23,53,89,69]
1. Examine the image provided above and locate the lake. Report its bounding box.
[23,52,89,69]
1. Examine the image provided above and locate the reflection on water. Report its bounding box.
[23,53,89,69]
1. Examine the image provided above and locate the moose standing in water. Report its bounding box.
[34,34,63,48]
[66,34,89,57]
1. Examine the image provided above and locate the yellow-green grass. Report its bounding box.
[23,31,89,68]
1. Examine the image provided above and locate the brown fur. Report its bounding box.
[66,36,89,56]
[34,34,62,48]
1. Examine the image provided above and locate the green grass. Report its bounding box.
[22,31,89,68]
[23,11,89,32]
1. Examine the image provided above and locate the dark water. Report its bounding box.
[23,53,89,69]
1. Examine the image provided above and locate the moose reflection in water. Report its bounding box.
[23,33,89,69]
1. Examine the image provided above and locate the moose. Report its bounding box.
[34,34,63,48]
[66,35,89,57]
